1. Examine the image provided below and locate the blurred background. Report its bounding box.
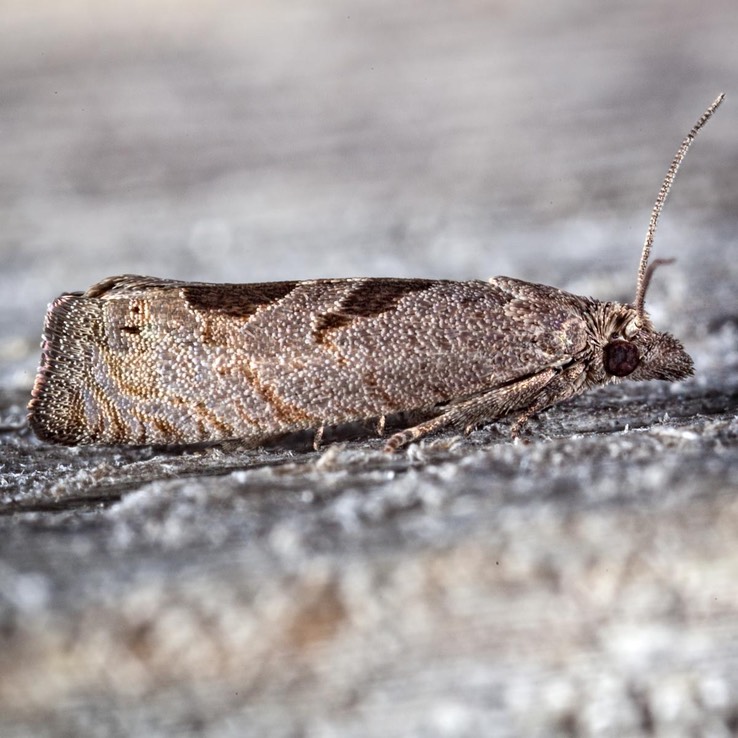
[1,0,737,391]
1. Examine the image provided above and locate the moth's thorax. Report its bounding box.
[585,301,642,343]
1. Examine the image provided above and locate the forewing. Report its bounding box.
[29,275,592,445]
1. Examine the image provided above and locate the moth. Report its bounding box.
[28,94,723,451]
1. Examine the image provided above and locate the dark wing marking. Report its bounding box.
[85,275,302,320]
[313,279,436,342]
[183,281,300,318]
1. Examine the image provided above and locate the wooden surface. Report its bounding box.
[1,2,737,736]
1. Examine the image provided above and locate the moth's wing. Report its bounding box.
[29,275,341,444]
[29,276,445,444]
[478,276,594,381]
[242,276,595,422]
[376,277,597,448]
[29,275,594,445]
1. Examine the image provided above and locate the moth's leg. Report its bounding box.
[509,394,556,437]
[510,407,539,438]
[385,368,558,452]
[384,412,463,452]
[313,424,325,451]
[376,415,386,436]
[509,364,588,437]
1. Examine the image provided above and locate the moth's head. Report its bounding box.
[602,312,693,383]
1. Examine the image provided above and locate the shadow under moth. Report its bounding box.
[28,94,724,451]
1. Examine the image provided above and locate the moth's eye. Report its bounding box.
[604,339,640,377]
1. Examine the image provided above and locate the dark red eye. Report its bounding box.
[604,339,639,377]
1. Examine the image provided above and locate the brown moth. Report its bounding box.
[28,94,724,451]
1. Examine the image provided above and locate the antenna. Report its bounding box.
[634,92,724,322]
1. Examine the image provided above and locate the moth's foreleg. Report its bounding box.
[384,368,558,452]
[509,363,588,437]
